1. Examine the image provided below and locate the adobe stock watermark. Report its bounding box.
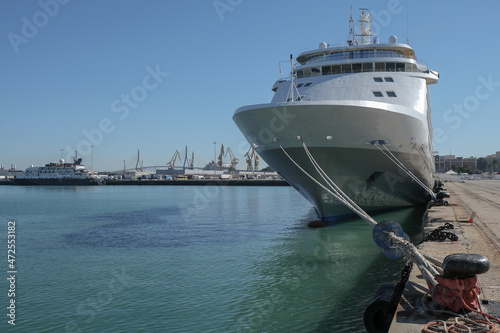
[64,64,169,160]
[213,0,243,21]
[434,74,500,145]
[180,185,221,222]
[64,267,133,333]
[241,106,297,148]
[7,0,71,54]
[369,0,407,36]
[237,234,337,332]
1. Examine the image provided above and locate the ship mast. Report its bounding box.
[357,8,376,44]
[289,54,294,102]
[286,54,301,103]
[348,6,355,44]
[348,7,377,45]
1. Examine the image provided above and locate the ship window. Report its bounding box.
[386,62,396,72]
[296,83,304,88]
[341,64,351,73]
[373,77,383,82]
[375,62,385,72]
[352,63,362,73]
[384,77,394,82]
[396,63,405,72]
[311,67,321,76]
[365,50,375,58]
[386,91,397,97]
[296,70,304,79]
[362,63,372,72]
[354,50,365,59]
[331,65,341,74]
[322,66,332,75]
[373,91,383,97]
[304,82,313,87]
[377,49,405,58]
[295,95,304,101]
[302,68,311,78]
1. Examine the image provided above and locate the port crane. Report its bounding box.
[188,151,194,170]
[244,147,259,171]
[217,144,239,171]
[167,150,181,170]
[218,144,225,170]
[224,147,238,171]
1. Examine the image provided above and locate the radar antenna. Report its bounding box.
[73,151,82,165]
[406,0,410,44]
[347,8,377,45]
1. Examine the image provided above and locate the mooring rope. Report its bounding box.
[277,140,377,228]
[301,141,378,228]
[387,233,439,285]
[277,139,439,286]
[421,289,500,332]
[371,141,436,201]
[413,142,433,172]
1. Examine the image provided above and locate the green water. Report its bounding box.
[0,186,425,332]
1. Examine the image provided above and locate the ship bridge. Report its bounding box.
[292,37,436,83]
[283,8,437,86]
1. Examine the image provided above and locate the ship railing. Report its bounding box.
[273,60,434,87]
[302,56,429,70]
[416,59,428,68]
[302,50,415,66]
[293,63,433,78]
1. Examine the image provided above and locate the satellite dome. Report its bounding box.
[319,42,328,49]
[389,35,397,44]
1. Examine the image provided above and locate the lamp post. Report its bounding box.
[213,141,217,178]
[91,145,94,171]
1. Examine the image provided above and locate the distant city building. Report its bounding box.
[484,152,500,165]
[434,155,477,173]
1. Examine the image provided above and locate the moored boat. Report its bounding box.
[233,9,439,220]
[12,155,103,186]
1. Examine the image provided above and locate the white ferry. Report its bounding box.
[233,9,439,220]
[14,156,103,186]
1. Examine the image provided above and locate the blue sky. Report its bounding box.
[1,0,499,171]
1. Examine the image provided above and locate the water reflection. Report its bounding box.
[235,206,426,332]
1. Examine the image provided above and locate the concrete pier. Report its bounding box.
[389,179,500,332]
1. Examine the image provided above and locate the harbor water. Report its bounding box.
[0,186,425,332]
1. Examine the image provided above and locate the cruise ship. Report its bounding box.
[233,9,439,220]
[13,156,103,186]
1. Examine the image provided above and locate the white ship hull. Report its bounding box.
[233,101,435,220]
[233,9,438,220]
